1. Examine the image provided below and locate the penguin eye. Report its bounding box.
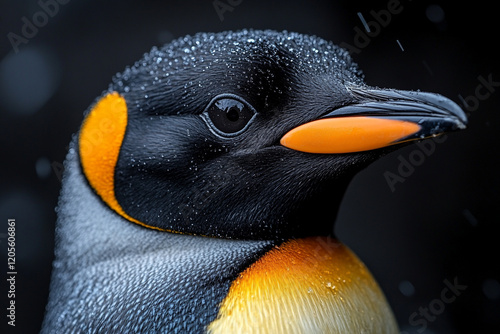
[203,95,256,136]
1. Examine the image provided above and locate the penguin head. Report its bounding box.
[78,30,466,240]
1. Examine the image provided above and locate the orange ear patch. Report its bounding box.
[79,92,165,231]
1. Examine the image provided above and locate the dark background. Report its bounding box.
[0,0,498,333]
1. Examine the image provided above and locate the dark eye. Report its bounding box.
[203,95,256,136]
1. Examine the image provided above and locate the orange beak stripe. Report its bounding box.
[280,116,421,154]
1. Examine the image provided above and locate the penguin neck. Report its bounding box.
[46,142,397,333]
[57,140,354,256]
[285,176,353,239]
[46,145,276,332]
[55,143,275,267]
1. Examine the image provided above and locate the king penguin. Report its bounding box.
[42,30,467,333]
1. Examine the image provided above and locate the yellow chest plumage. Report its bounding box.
[208,237,398,334]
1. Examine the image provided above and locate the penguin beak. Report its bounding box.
[280,86,467,154]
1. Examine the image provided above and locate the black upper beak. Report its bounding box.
[281,86,467,154]
[332,86,467,136]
